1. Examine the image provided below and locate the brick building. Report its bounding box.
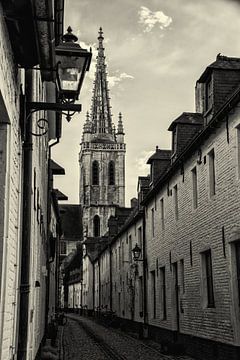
[84,55,240,360]
[0,1,82,358]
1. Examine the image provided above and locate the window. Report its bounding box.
[92,160,99,185]
[160,266,167,319]
[128,235,132,261]
[208,149,216,197]
[236,127,240,179]
[192,167,198,209]
[122,241,124,264]
[108,161,115,185]
[180,259,185,294]
[139,276,143,315]
[202,250,215,307]
[138,226,142,250]
[151,208,155,237]
[60,241,67,255]
[93,215,100,237]
[118,246,121,269]
[151,271,156,318]
[173,184,178,220]
[160,198,164,230]
[172,127,177,154]
[205,78,213,112]
[235,242,240,306]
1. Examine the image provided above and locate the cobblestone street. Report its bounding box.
[59,314,196,360]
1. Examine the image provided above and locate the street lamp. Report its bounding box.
[56,26,92,102]
[132,243,142,261]
[26,26,92,129]
[132,241,148,338]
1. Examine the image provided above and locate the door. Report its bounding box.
[172,262,180,333]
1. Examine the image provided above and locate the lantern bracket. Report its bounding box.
[26,101,82,137]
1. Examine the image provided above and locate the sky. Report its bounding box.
[52,0,240,207]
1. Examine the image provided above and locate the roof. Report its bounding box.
[168,112,204,131]
[59,205,83,240]
[138,176,150,187]
[198,54,240,83]
[147,149,172,164]
[142,84,240,205]
[54,189,68,201]
[110,206,143,243]
[50,159,65,175]
[84,236,110,262]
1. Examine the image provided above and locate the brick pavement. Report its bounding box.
[58,314,196,360]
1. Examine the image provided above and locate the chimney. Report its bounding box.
[130,197,138,209]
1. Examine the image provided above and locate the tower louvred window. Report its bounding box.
[92,161,99,185]
[93,215,100,237]
[108,161,115,185]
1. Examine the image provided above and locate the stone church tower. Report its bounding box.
[79,28,126,238]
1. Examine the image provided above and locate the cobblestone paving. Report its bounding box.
[60,314,196,360]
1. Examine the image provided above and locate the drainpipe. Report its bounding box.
[109,246,113,311]
[98,259,101,313]
[44,137,60,333]
[92,261,95,314]
[142,208,148,336]
[17,70,33,360]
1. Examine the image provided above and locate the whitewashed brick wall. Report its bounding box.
[145,103,240,346]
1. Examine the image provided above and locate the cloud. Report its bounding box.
[108,72,134,88]
[136,150,153,174]
[138,6,172,33]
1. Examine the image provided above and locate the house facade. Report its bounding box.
[0,1,71,358]
[82,55,240,360]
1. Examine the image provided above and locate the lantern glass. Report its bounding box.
[55,27,91,101]
[132,243,142,261]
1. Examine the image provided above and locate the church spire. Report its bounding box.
[90,27,113,135]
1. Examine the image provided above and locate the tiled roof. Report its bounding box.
[168,112,204,131]
[198,54,240,82]
[147,149,172,164]
[59,204,83,240]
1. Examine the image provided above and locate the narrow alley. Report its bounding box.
[59,315,195,360]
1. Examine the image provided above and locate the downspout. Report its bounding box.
[109,246,112,311]
[142,208,148,336]
[92,261,95,313]
[45,137,60,333]
[17,70,33,360]
[98,259,101,312]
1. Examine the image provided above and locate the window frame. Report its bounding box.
[108,161,115,185]
[92,160,99,185]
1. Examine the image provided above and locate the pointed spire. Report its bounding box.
[83,111,92,133]
[90,28,113,136]
[117,112,124,134]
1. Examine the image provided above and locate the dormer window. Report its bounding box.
[172,127,177,155]
[205,77,213,112]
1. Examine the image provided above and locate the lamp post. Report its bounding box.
[132,220,148,338]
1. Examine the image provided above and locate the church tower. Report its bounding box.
[79,28,126,238]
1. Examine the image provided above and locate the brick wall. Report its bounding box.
[145,103,240,347]
[0,5,22,359]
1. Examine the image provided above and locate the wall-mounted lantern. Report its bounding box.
[56,26,92,102]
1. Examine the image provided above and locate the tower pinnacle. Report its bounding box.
[90,28,113,135]
[117,112,124,134]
